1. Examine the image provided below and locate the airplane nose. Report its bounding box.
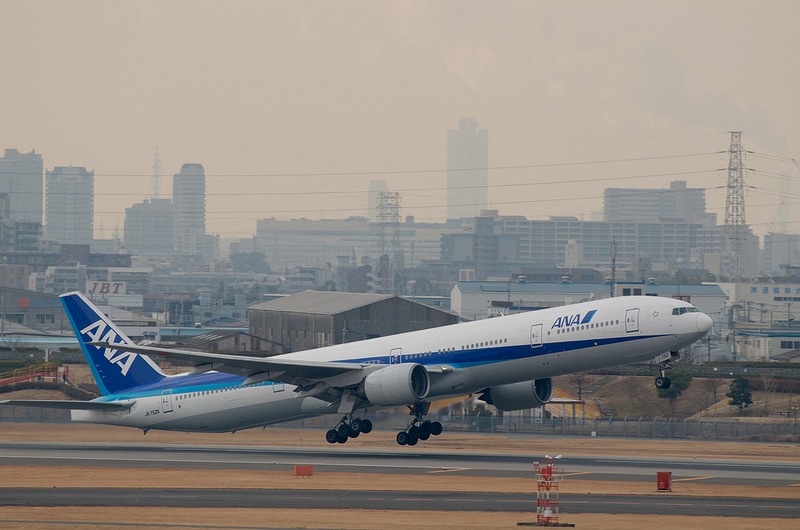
[696,313,713,333]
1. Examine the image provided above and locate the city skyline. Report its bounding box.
[2,1,799,239]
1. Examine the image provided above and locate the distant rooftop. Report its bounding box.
[454,281,726,297]
[249,290,395,315]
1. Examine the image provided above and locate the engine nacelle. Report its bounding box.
[360,363,430,406]
[479,378,554,411]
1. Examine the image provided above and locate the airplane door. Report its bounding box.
[625,308,640,333]
[160,390,173,413]
[390,348,402,364]
[530,324,543,348]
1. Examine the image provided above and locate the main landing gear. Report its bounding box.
[395,402,443,446]
[655,351,679,390]
[325,415,373,444]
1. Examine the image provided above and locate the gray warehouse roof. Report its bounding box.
[249,290,395,315]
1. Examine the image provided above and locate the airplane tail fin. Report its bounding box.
[60,291,166,396]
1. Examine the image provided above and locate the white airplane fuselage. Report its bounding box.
[72,295,712,433]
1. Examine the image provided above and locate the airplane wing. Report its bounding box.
[0,399,133,411]
[90,341,368,390]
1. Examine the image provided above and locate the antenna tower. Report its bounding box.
[376,192,401,294]
[151,147,161,199]
[722,131,747,280]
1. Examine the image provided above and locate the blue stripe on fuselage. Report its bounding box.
[95,332,667,402]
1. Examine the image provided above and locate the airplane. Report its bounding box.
[1,291,712,446]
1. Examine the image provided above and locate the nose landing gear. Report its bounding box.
[655,351,679,390]
[395,402,443,446]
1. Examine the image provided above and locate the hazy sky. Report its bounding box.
[2,1,799,240]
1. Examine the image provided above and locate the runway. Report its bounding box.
[1,441,799,487]
[2,487,799,518]
[1,440,799,520]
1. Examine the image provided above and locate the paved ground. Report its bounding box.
[0,423,798,529]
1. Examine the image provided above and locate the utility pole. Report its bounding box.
[151,147,161,199]
[610,238,617,297]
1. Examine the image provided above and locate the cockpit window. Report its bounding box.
[672,306,699,315]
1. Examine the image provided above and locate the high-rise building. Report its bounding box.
[0,148,44,223]
[367,179,388,221]
[45,166,94,245]
[447,118,488,220]
[172,163,206,257]
[124,198,174,258]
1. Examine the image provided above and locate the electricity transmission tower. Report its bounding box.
[376,192,402,294]
[722,131,747,280]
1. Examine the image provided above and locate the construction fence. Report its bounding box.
[2,407,798,443]
[436,412,800,443]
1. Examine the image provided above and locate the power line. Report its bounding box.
[0,151,720,179]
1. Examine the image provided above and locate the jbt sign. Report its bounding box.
[87,281,127,295]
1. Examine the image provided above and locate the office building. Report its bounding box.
[124,198,174,258]
[762,233,800,275]
[604,180,715,225]
[367,180,388,221]
[45,166,94,245]
[173,163,206,257]
[447,118,488,220]
[0,148,43,223]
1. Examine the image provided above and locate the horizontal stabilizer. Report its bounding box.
[90,341,365,387]
[0,399,133,411]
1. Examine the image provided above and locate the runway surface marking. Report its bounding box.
[427,468,471,473]
[671,476,714,482]
[563,471,593,477]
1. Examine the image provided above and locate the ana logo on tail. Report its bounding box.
[80,319,137,376]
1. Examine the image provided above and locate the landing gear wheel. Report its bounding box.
[336,431,348,443]
[361,419,373,434]
[430,421,443,436]
[350,418,363,434]
[406,432,419,446]
[655,376,672,389]
[416,423,431,441]
[396,431,410,445]
[337,423,350,438]
[325,429,339,444]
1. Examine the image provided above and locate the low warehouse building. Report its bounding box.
[249,290,458,353]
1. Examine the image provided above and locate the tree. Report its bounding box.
[759,373,776,416]
[701,377,727,408]
[657,370,693,417]
[727,376,753,414]
[567,371,595,400]
[230,252,271,274]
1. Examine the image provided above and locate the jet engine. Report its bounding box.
[360,363,430,406]
[478,378,554,411]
